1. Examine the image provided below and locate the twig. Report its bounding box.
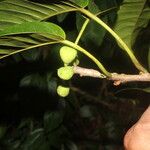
[73,66,106,78]
[111,73,150,85]
[73,66,150,85]
[71,86,115,110]
[71,85,136,112]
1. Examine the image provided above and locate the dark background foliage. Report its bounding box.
[0,0,149,150]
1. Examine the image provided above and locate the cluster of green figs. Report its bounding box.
[57,46,77,97]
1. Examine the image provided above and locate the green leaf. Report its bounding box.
[6,36,41,44]
[88,0,100,14]
[114,0,147,49]
[20,73,48,90]
[0,39,29,47]
[135,4,150,28]
[0,0,78,30]
[132,3,150,44]
[44,111,64,132]
[0,22,65,59]
[143,87,150,93]
[20,72,57,94]
[57,13,68,22]
[0,0,82,59]
[46,125,68,148]
[22,128,49,150]
[47,75,57,94]
[70,0,90,7]
[0,22,66,40]
[65,141,78,150]
[0,49,15,54]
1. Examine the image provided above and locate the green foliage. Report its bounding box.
[20,73,49,89]
[20,72,57,95]
[44,111,64,132]
[21,128,47,150]
[5,111,66,150]
[76,13,107,47]
[0,0,149,150]
[71,0,90,7]
[0,22,65,39]
[114,0,148,48]
[0,21,66,58]
[0,0,77,30]
[76,0,117,47]
[133,3,150,43]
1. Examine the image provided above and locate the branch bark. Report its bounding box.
[73,66,150,85]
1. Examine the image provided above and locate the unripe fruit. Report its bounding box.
[60,46,77,64]
[57,66,74,80]
[57,85,70,97]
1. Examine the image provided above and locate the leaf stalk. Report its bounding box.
[79,8,148,73]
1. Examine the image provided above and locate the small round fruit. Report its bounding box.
[57,85,70,97]
[57,66,74,80]
[60,46,77,64]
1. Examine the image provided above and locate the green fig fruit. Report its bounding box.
[57,66,74,80]
[60,46,77,64]
[57,85,70,97]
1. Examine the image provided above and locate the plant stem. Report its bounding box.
[79,8,148,73]
[75,7,117,44]
[61,40,111,77]
[73,66,150,84]
[75,19,89,44]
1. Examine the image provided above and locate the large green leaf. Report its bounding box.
[114,0,147,49]
[0,22,65,59]
[0,22,65,39]
[0,0,83,59]
[0,0,78,30]
[133,3,150,44]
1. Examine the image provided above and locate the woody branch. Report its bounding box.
[73,66,150,85]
